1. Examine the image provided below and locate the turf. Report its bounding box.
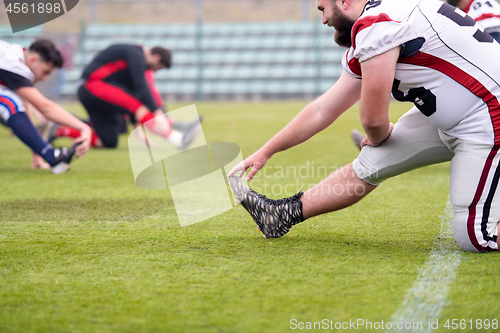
[0,101,499,333]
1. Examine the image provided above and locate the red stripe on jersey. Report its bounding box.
[84,79,143,113]
[351,14,398,49]
[88,60,129,81]
[145,70,163,108]
[86,59,143,113]
[0,78,5,86]
[467,146,500,252]
[0,96,17,115]
[399,51,500,144]
[347,53,362,76]
[475,13,500,22]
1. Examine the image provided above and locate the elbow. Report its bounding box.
[361,118,391,145]
[361,117,386,132]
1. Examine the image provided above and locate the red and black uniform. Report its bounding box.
[77,44,158,148]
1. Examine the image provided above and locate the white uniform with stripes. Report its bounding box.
[0,40,33,121]
[346,0,500,252]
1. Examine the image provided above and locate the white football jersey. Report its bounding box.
[342,0,500,145]
[465,0,500,33]
[0,40,34,85]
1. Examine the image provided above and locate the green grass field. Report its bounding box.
[0,101,499,333]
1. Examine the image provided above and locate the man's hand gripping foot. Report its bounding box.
[229,176,306,238]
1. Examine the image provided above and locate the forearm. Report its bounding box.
[229,73,361,181]
[359,69,391,144]
[228,109,327,181]
[39,101,89,132]
[259,73,362,158]
[359,47,400,146]
[259,101,332,158]
[359,93,391,145]
[16,86,91,156]
[16,86,89,132]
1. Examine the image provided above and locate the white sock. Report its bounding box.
[167,131,183,148]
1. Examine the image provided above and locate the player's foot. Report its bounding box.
[229,176,306,238]
[50,143,81,174]
[172,116,203,131]
[31,153,50,170]
[31,162,51,170]
[351,129,364,150]
[179,120,201,150]
[41,121,59,143]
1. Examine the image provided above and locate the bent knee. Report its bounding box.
[101,138,119,148]
[453,232,480,253]
[452,218,498,253]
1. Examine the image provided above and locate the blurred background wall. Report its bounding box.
[1,0,350,101]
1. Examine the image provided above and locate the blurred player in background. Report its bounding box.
[229,0,500,252]
[43,44,200,149]
[0,38,91,174]
[447,0,500,42]
[351,0,500,148]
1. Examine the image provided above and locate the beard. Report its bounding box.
[331,6,356,48]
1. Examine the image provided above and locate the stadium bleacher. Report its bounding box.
[1,22,345,100]
[0,26,43,48]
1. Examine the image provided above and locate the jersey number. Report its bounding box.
[362,0,382,14]
[438,3,494,43]
[392,79,437,117]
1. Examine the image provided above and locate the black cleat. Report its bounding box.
[50,142,81,174]
[229,176,306,238]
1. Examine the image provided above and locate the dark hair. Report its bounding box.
[29,38,64,68]
[151,47,172,68]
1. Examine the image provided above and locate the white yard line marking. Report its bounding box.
[388,201,462,332]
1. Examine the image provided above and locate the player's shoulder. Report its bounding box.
[98,43,135,55]
[0,40,23,62]
[0,41,33,82]
[353,0,420,37]
[108,43,141,51]
[107,43,143,57]
[350,0,428,63]
[358,0,421,20]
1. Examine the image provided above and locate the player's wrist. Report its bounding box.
[256,147,274,162]
[77,124,92,137]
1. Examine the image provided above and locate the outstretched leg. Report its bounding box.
[302,163,376,218]
[231,107,454,239]
[229,165,373,238]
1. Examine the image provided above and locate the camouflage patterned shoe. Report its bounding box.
[229,176,306,238]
